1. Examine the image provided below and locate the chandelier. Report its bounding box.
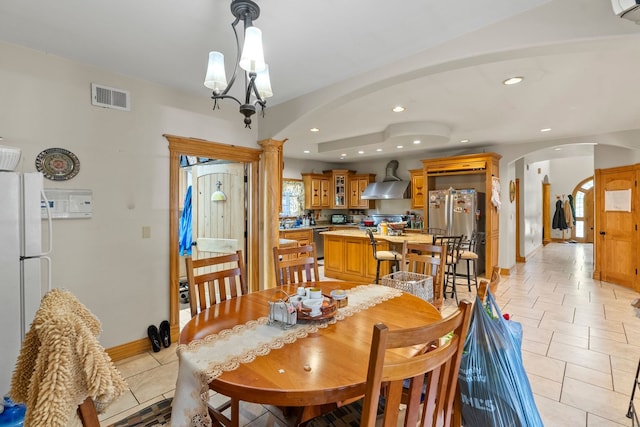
[204,0,273,128]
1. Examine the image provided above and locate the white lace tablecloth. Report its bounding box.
[171,284,403,427]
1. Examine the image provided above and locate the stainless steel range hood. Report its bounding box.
[360,160,410,200]
[360,181,410,200]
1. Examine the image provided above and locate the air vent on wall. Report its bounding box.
[91,83,131,111]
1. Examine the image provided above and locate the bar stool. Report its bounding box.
[434,235,463,303]
[366,229,402,284]
[458,232,484,292]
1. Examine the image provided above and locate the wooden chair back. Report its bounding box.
[77,397,100,427]
[402,241,447,310]
[477,266,501,302]
[185,250,247,317]
[273,242,319,286]
[360,300,473,427]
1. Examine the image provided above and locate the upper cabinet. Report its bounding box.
[330,169,353,209]
[410,169,425,210]
[422,152,502,277]
[349,174,376,209]
[302,173,330,210]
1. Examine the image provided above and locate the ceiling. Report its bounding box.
[1,0,639,162]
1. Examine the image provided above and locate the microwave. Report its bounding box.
[331,214,348,224]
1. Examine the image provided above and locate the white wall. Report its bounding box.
[521,159,549,257]
[0,41,256,348]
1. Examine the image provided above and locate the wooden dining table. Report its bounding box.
[177,280,441,426]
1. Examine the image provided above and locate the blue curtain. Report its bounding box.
[179,186,192,256]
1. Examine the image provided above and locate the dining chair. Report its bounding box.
[10,288,127,427]
[402,241,447,311]
[366,228,402,284]
[272,242,320,286]
[307,300,473,427]
[477,266,501,302]
[185,250,247,317]
[185,250,247,426]
[433,235,464,304]
[456,232,484,292]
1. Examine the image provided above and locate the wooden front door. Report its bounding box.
[191,162,246,262]
[595,166,637,289]
[572,177,594,244]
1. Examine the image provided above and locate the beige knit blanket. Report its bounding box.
[9,288,127,427]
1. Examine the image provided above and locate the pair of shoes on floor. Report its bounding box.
[148,320,171,353]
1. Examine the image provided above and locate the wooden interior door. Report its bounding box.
[191,162,246,263]
[595,166,637,289]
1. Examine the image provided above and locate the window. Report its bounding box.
[281,179,304,217]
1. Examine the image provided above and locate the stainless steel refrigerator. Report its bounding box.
[0,172,52,394]
[428,188,485,273]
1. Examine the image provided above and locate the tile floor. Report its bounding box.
[100,243,640,426]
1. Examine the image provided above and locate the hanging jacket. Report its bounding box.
[564,200,574,229]
[552,199,568,230]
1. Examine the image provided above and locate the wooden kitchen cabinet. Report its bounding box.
[410,169,425,210]
[323,233,390,282]
[302,173,330,209]
[329,169,353,209]
[279,229,312,247]
[348,173,376,209]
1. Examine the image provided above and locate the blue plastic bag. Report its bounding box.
[458,291,543,426]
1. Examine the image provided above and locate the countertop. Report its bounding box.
[279,223,425,232]
[319,229,434,244]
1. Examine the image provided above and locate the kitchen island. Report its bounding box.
[321,229,433,283]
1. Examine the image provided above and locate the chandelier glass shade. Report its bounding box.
[204,0,273,128]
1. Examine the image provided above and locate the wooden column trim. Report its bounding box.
[258,138,286,290]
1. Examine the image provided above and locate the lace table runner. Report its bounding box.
[171,284,403,427]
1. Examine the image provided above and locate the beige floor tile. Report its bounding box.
[590,336,640,360]
[522,350,566,382]
[551,331,589,349]
[548,341,611,373]
[127,360,179,403]
[98,390,139,422]
[566,363,613,390]
[586,413,630,427]
[561,377,630,425]
[534,394,586,426]
[538,317,589,338]
[115,352,161,378]
[150,343,179,364]
[521,338,549,356]
[528,373,562,400]
[520,323,554,344]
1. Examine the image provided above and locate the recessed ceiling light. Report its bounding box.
[413,140,421,145]
[554,148,562,151]
[460,139,469,143]
[358,150,364,154]
[392,106,405,113]
[396,145,403,149]
[376,148,383,152]
[503,76,524,85]
[540,128,552,132]
[303,150,310,154]
[310,127,319,132]
[340,153,347,157]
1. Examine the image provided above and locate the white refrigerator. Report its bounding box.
[0,172,52,394]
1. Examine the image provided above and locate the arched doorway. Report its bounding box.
[572,176,594,243]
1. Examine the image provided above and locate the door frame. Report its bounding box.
[571,176,594,244]
[593,164,638,290]
[165,134,261,334]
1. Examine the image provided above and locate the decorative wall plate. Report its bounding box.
[35,148,80,181]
